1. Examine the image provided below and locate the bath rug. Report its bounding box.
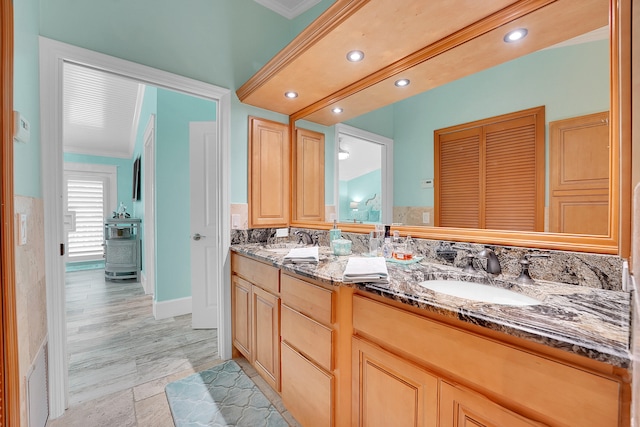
[165,360,288,427]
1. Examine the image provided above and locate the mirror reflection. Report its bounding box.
[297,25,610,235]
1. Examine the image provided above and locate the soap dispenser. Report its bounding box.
[329,220,341,252]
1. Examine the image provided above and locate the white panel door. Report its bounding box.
[190,121,219,328]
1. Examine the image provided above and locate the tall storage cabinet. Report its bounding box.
[104,218,141,281]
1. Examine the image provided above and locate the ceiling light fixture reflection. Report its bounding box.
[284,91,298,99]
[504,28,528,43]
[346,50,364,62]
[332,107,343,114]
[394,78,410,87]
[338,147,350,160]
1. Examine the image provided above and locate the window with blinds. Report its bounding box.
[434,106,545,232]
[66,178,107,261]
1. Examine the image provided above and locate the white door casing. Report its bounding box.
[190,121,218,329]
[39,37,232,419]
[143,115,156,296]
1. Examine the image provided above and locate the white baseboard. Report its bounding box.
[153,296,192,320]
[140,272,154,295]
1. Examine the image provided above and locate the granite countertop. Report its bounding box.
[230,243,631,368]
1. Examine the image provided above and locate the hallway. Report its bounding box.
[48,269,220,426]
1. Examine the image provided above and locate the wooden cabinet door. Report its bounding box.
[440,381,544,427]
[248,116,289,228]
[549,112,609,234]
[252,285,281,391]
[294,127,325,222]
[352,337,438,427]
[231,275,252,360]
[281,341,333,427]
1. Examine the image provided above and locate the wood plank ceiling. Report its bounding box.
[237,0,608,126]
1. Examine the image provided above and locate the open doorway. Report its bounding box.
[40,37,231,417]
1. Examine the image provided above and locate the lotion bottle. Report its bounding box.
[329,220,341,252]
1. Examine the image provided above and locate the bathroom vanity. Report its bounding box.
[230,244,630,426]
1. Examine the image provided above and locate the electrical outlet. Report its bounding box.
[231,214,241,229]
[422,212,430,224]
[275,228,289,238]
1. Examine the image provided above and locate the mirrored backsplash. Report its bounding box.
[230,228,624,291]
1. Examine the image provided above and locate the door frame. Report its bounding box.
[334,123,393,224]
[142,114,156,296]
[1,0,21,425]
[39,37,232,418]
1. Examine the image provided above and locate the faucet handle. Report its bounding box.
[515,258,535,284]
[462,254,477,273]
[515,253,549,284]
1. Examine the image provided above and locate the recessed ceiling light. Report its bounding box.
[284,91,298,99]
[346,50,364,62]
[504,28,528,43]
[332,107,343,114]
[394,79,410,87]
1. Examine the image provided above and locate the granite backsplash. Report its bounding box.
[230,227,624,291]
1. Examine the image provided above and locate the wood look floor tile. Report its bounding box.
[51,269,297,426]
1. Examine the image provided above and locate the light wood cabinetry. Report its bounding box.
[352,294,625,427]
[352,336,438,427]
[252,285,280,390]
[440,381,543,427]
[231,253,281,390]
[280,273,335,427]
[293,127,325,222]
[248,116,289,228]
[231,275,252,359]
[549,112,610,234]
[230,252,628,426]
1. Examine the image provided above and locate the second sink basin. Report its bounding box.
[418,280,541,306]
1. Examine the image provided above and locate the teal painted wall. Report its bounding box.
[36,0,331,303]
[154,88,217,302]
[345,104,395,140]
[40,0,304,206]
[13,0,41,198]
[290,0,335,37]
[393,40,608,207]
[63,153,133,209]
[339,169,382,222]
[341,40,609,208]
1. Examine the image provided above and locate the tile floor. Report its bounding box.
[47,269,300,426]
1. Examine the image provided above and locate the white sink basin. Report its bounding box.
[418,280,540,306]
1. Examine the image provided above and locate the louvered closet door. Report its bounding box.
[435,106,544,231]
[435,127,481,228]
[484,115,542,232]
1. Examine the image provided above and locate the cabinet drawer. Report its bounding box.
[353,295,621,427]
[281,341,333,427]
[231,253,279,294]
[281,273,333,325]
[281,304,333,371]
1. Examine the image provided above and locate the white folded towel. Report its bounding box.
[343,257,389,284]
[283,246,319,264]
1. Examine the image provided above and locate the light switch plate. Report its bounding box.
[231,214,241,229]
[17,213,27,245]
[420,179,434,189]
[275,228,289,238]
[422,212,430,224]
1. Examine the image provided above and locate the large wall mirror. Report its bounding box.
[291,0,629,255]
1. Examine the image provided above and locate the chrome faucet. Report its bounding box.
[477,248,501,275]
[295,231,317,246]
